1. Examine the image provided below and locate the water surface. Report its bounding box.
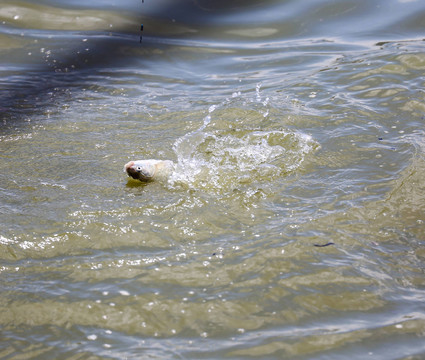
[1,0,425,359]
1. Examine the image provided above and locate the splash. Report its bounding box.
[169,89,319,193]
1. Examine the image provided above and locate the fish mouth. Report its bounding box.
[124,161,135,171]
[124,161,135,178]
[124,161,140,180]
[127,167,141,180]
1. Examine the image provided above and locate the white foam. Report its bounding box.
[169,93,319,193]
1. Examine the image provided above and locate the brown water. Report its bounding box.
[1,0,425,359]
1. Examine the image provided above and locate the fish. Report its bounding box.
[124,159,175,182]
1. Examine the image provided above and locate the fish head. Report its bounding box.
[124,160,156,181]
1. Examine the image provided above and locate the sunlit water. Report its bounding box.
[1,0,425,359]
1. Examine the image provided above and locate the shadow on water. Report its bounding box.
[0,0,277,130]
[125,178,152,188]
[2,0,424,131]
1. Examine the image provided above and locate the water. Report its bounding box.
[1,0,425,359]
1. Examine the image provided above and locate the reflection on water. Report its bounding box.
[1,0,425,359]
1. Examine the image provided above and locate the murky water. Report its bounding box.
[1,0,425,359]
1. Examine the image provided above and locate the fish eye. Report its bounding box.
[136,166,143,171]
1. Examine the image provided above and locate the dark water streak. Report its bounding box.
[2,0,424,128]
